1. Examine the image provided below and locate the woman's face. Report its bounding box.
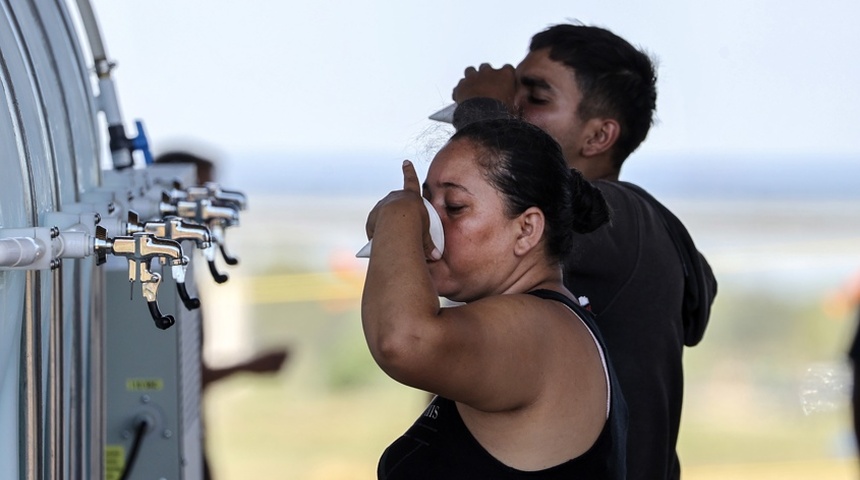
[423,139,521,302]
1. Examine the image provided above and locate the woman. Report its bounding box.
[361,118,626,479]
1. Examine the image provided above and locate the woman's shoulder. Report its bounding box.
[462,290,579,322]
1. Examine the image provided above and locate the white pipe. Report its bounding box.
[0,237,46,268]
[96,77,122,128]
[52,232,95,260]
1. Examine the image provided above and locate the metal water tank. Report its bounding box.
[0,0,102,478]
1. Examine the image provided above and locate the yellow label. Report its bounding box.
[104,445,125,480]
[126,378,164,391]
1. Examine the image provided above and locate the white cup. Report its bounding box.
[356,197,444,258]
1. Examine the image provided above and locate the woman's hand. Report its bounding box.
[365,160,440,260]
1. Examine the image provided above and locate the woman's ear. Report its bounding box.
[514,206,545,256]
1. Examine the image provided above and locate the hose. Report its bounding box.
[72,0,107,66]
[118,417,150,480]
[72,0,134,169]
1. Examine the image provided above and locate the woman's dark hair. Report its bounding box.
[450,118,610,261]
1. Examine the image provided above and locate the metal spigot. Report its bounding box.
[108,232,185,330]
[185,183,247,211]
[125,211,210,309]
[163,181,247,212]
[159,194,240,283]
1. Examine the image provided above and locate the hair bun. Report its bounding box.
[569,173,610,234]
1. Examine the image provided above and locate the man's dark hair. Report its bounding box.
[530,24,657,168]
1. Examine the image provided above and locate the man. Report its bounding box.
[449,23,717,480]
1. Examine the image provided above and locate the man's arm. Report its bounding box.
[201,348,289,389]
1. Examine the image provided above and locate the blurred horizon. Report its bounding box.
[208,149,860,201]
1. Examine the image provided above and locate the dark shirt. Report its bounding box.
[565,180,716,480]
[377,290,627,480]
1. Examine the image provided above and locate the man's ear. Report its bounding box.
[581,118,620,158]
[514,206,545,256]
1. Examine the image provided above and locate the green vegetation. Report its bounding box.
[202,274,858,479]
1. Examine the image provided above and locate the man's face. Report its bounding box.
[513,48,586,164]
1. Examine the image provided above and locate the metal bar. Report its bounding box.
[21,271,41,480]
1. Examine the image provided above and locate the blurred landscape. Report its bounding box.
[195,151,860,479]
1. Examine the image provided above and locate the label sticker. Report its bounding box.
[126,378,164,391]
[104,445,125,480]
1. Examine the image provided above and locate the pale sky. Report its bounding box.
[88,0,860,162]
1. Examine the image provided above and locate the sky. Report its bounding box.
[84,0,860,165]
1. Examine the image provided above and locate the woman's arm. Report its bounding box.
[360,161,559,411]
[361,161,446,384]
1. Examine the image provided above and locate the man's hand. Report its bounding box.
[452,63,517,110]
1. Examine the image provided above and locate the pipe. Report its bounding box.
[73,0,134,170]
[72,0,107,65]
[88,265,106,479]
[22,272,41,480]
[0,237,45,268]
[46,270,63,480]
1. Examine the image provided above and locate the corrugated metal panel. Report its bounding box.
[1,2,214,478]
[0,0,102,478]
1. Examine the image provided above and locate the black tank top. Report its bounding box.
[377,289,628,479]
